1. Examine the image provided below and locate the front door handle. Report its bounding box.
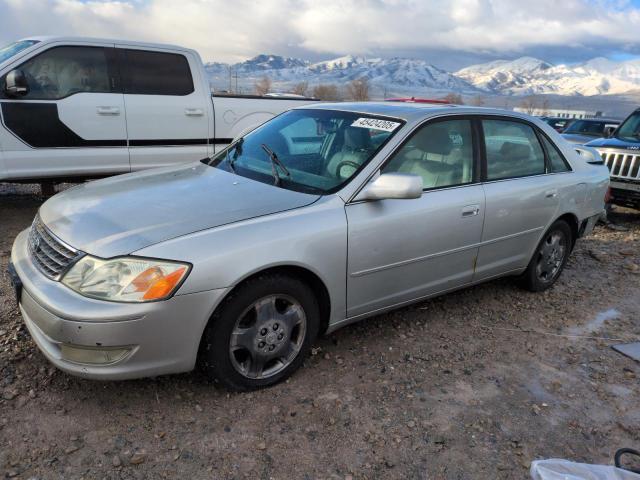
[545,189,558,198]
[96,106,120,116]
[461,204,480,217]
[185,108,204,117]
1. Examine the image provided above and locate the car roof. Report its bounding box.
[19,36,191,53]
[297,101,539,123]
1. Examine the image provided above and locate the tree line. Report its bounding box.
[254,75,556,112]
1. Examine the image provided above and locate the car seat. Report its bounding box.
[326,127,373,179]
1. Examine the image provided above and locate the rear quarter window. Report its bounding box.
[540,134,571,173]
[122,49,194,96]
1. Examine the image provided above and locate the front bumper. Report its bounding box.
[610,180,640,208]
[11,229,228,380]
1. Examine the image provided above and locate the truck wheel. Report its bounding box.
[200,273,320,391]
[519,220,572,292]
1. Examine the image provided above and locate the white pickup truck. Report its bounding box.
[0,36,317,183]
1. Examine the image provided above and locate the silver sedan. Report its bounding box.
[10,103,609,390]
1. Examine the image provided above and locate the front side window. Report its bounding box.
[122,49,194,96]
[382,119,475,189]
[0,40,39,64]
[3,46,112,100]
[483,119,545,180]
[208,109,403,194]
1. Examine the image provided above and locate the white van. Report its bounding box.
[0,37,316,183]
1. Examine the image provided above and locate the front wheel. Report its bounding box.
[199,274,320,391]
[519,220,572,292]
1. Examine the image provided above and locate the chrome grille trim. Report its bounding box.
[28,215,83,280]
[598,148,640,181]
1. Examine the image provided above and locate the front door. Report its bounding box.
[345,118,485,318]
[0,44,129,179]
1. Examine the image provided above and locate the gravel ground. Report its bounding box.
[1,184,639,480]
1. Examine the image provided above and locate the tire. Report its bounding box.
[519,220,573,292]
[199,273,320,391]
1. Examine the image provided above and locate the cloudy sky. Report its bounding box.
[1,0,640,70]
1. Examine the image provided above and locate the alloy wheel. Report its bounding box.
[228,294,307,379]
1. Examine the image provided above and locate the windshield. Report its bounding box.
[564,120,614,137]
[615,111,640,142]
[207,109,404,194]
[0,40,38,64]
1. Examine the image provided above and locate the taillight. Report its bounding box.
[604,187,612,203]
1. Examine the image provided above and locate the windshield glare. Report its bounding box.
[0,40,38,64]
[208,109,403,194]
[616,111,640,142]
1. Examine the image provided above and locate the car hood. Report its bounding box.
[561,133,599,145]
[586,137,640,150]
[39,163,320,258]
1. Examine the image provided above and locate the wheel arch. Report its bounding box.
[206,264,333,337]
[555,212,580,249]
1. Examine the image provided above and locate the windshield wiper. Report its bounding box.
[261,143,290,186]
[226,137,244,172]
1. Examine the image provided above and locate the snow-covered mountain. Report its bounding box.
[204,53,640,98]
[205,54,478,95]
[457,57,640,96]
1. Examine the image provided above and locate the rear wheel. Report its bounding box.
[520,220,572,292]
[200,274,320,391]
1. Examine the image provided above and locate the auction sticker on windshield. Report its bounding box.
[351,118,401,132]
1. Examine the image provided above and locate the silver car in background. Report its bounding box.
[10,103,609,390]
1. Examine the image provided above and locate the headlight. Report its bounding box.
[62,256,190,302]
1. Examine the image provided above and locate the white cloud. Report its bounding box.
[1,0,640,63]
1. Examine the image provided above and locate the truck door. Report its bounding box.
[116,47,210,170]
[0,44,129,180]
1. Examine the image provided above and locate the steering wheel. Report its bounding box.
[335,160,361,179]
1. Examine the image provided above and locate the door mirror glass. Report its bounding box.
[604,125,616,138]
[356,173,423,201]
[4,69,29,98]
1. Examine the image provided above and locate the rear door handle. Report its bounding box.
[185,108,204,117]
[96,106,120,116]
[461,204,480,217]
[545,189,558,198]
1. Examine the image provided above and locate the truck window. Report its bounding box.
[2,46,112,100]
[122,49,194,96]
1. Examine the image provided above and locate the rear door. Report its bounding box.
[0,43,129,180]
[117,47,209,170]
[475,117,559,280]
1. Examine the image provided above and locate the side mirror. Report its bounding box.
[4,69,29,98]
[355,173,423,201]
[604,125,616,138]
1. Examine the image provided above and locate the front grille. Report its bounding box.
[598,149,640,181]
[28,215,83,280]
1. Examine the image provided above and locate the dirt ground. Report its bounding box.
[1,184,639,480]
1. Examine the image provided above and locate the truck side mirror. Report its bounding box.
[4,69,29,98]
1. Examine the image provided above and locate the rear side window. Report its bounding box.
[3,46,112,100]
[483,119,545,180]
[122,49,194,96]
[540,134,571,173]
